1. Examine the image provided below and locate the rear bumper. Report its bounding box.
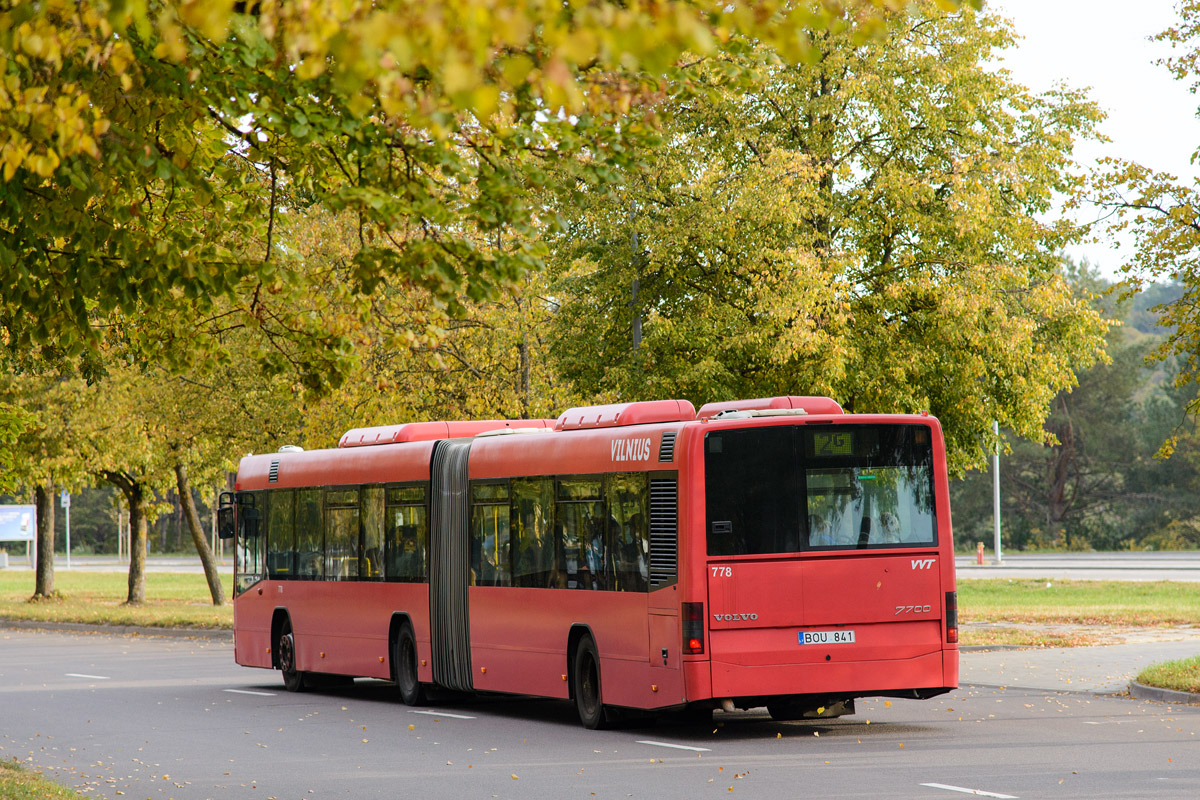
[706,649,956,700]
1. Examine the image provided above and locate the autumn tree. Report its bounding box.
[545,3,1110,471]
[273,207,570,447]
[0,403,32,493]
[1081,2,1200,440]
[0,373,94,597]
[1,1,961,391]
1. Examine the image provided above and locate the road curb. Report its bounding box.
[1129,680,1200,706]
[0,618,232,640]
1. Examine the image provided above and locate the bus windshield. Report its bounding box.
[705,423,936,555]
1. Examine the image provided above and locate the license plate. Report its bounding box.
[798,629,855,645]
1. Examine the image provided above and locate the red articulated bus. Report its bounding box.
[220,397,958,728]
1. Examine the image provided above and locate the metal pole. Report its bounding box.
[64,495,71,570]
[992,420,1002,564]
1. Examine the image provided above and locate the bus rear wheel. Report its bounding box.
[278,619,305,693]
[573,636,608,730]
[394,623,426,706]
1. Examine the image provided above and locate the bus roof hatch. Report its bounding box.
[555,399,697,430]
[697,396,844,419]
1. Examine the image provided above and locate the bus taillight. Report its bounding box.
[945,591,958,644]
[682,602,705,654]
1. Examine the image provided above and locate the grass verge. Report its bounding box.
[0,570,233,629]
[959,578,1200,627]
[0,759,79,800]
[958,627,1104,649]
[1136,657,1200,695]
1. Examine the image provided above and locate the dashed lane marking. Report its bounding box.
[921,783,1017,799]
[636,740,712,752]
[223,689,277,696]
[407,709,477,719]
[65,673,110,680]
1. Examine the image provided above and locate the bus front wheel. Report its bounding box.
[394,623,426,706]
[278,619,305,693]
[573,636,608,730]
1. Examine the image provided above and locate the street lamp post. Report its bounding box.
[60,490,71,570]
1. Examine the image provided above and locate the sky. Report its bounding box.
[985,0,1200,277]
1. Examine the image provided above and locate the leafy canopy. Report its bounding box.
[0,0,974,389]
[545,3,1110,471]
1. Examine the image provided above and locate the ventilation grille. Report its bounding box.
[658,431,677,462]
[268,460,280,483]
[648,478,679,588]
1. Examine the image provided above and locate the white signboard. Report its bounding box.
[0,505,36,542]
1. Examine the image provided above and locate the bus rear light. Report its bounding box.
[945,591,958,644]
[682,602,705,654]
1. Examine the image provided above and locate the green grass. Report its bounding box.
[959,578,1200,626]
[1137,656,1200,695]
[0,570,233,629]
[0,759,80,800]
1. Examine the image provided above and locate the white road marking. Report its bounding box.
[223,688,277,696]
[65,673,110,680]
[636,740,712,752]
[407,709,476,719]
[921,783,1017,799]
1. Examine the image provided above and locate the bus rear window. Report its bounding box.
[705,424,936,555]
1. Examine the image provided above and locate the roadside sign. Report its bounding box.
[61,490,70,508]
[0,506,36,541]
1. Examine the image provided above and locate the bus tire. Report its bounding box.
[394,623,426,706]
[278,618,305,693]
[573,636,608,730]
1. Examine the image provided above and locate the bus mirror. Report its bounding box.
[217,491,236,540]
[217,506,235,540]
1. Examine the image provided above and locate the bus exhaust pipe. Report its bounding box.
[721,699,735,713]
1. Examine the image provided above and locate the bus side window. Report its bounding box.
[267,489,295,579]
[471,482,511,587]
[325,488,360,581]
[361,486,385,580]
[295,488,323,580]
[557,478,604,590]
[386,486,427,583]
[511,478,554,589]
[606,473,649,592]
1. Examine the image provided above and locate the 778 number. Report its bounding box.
[711,566,733,578]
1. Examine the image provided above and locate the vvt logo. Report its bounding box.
[911,558,935,570]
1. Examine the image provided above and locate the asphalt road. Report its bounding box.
[2,628,1199,800]
[957,551,1200,581]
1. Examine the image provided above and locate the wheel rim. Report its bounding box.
[279,631,296,674]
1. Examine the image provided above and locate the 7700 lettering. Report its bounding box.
[895,605,932,615]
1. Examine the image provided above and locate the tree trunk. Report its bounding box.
[33,482,55,598]
[102,470,147,604]
[127,486,148,604]
[175,463,226,606]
